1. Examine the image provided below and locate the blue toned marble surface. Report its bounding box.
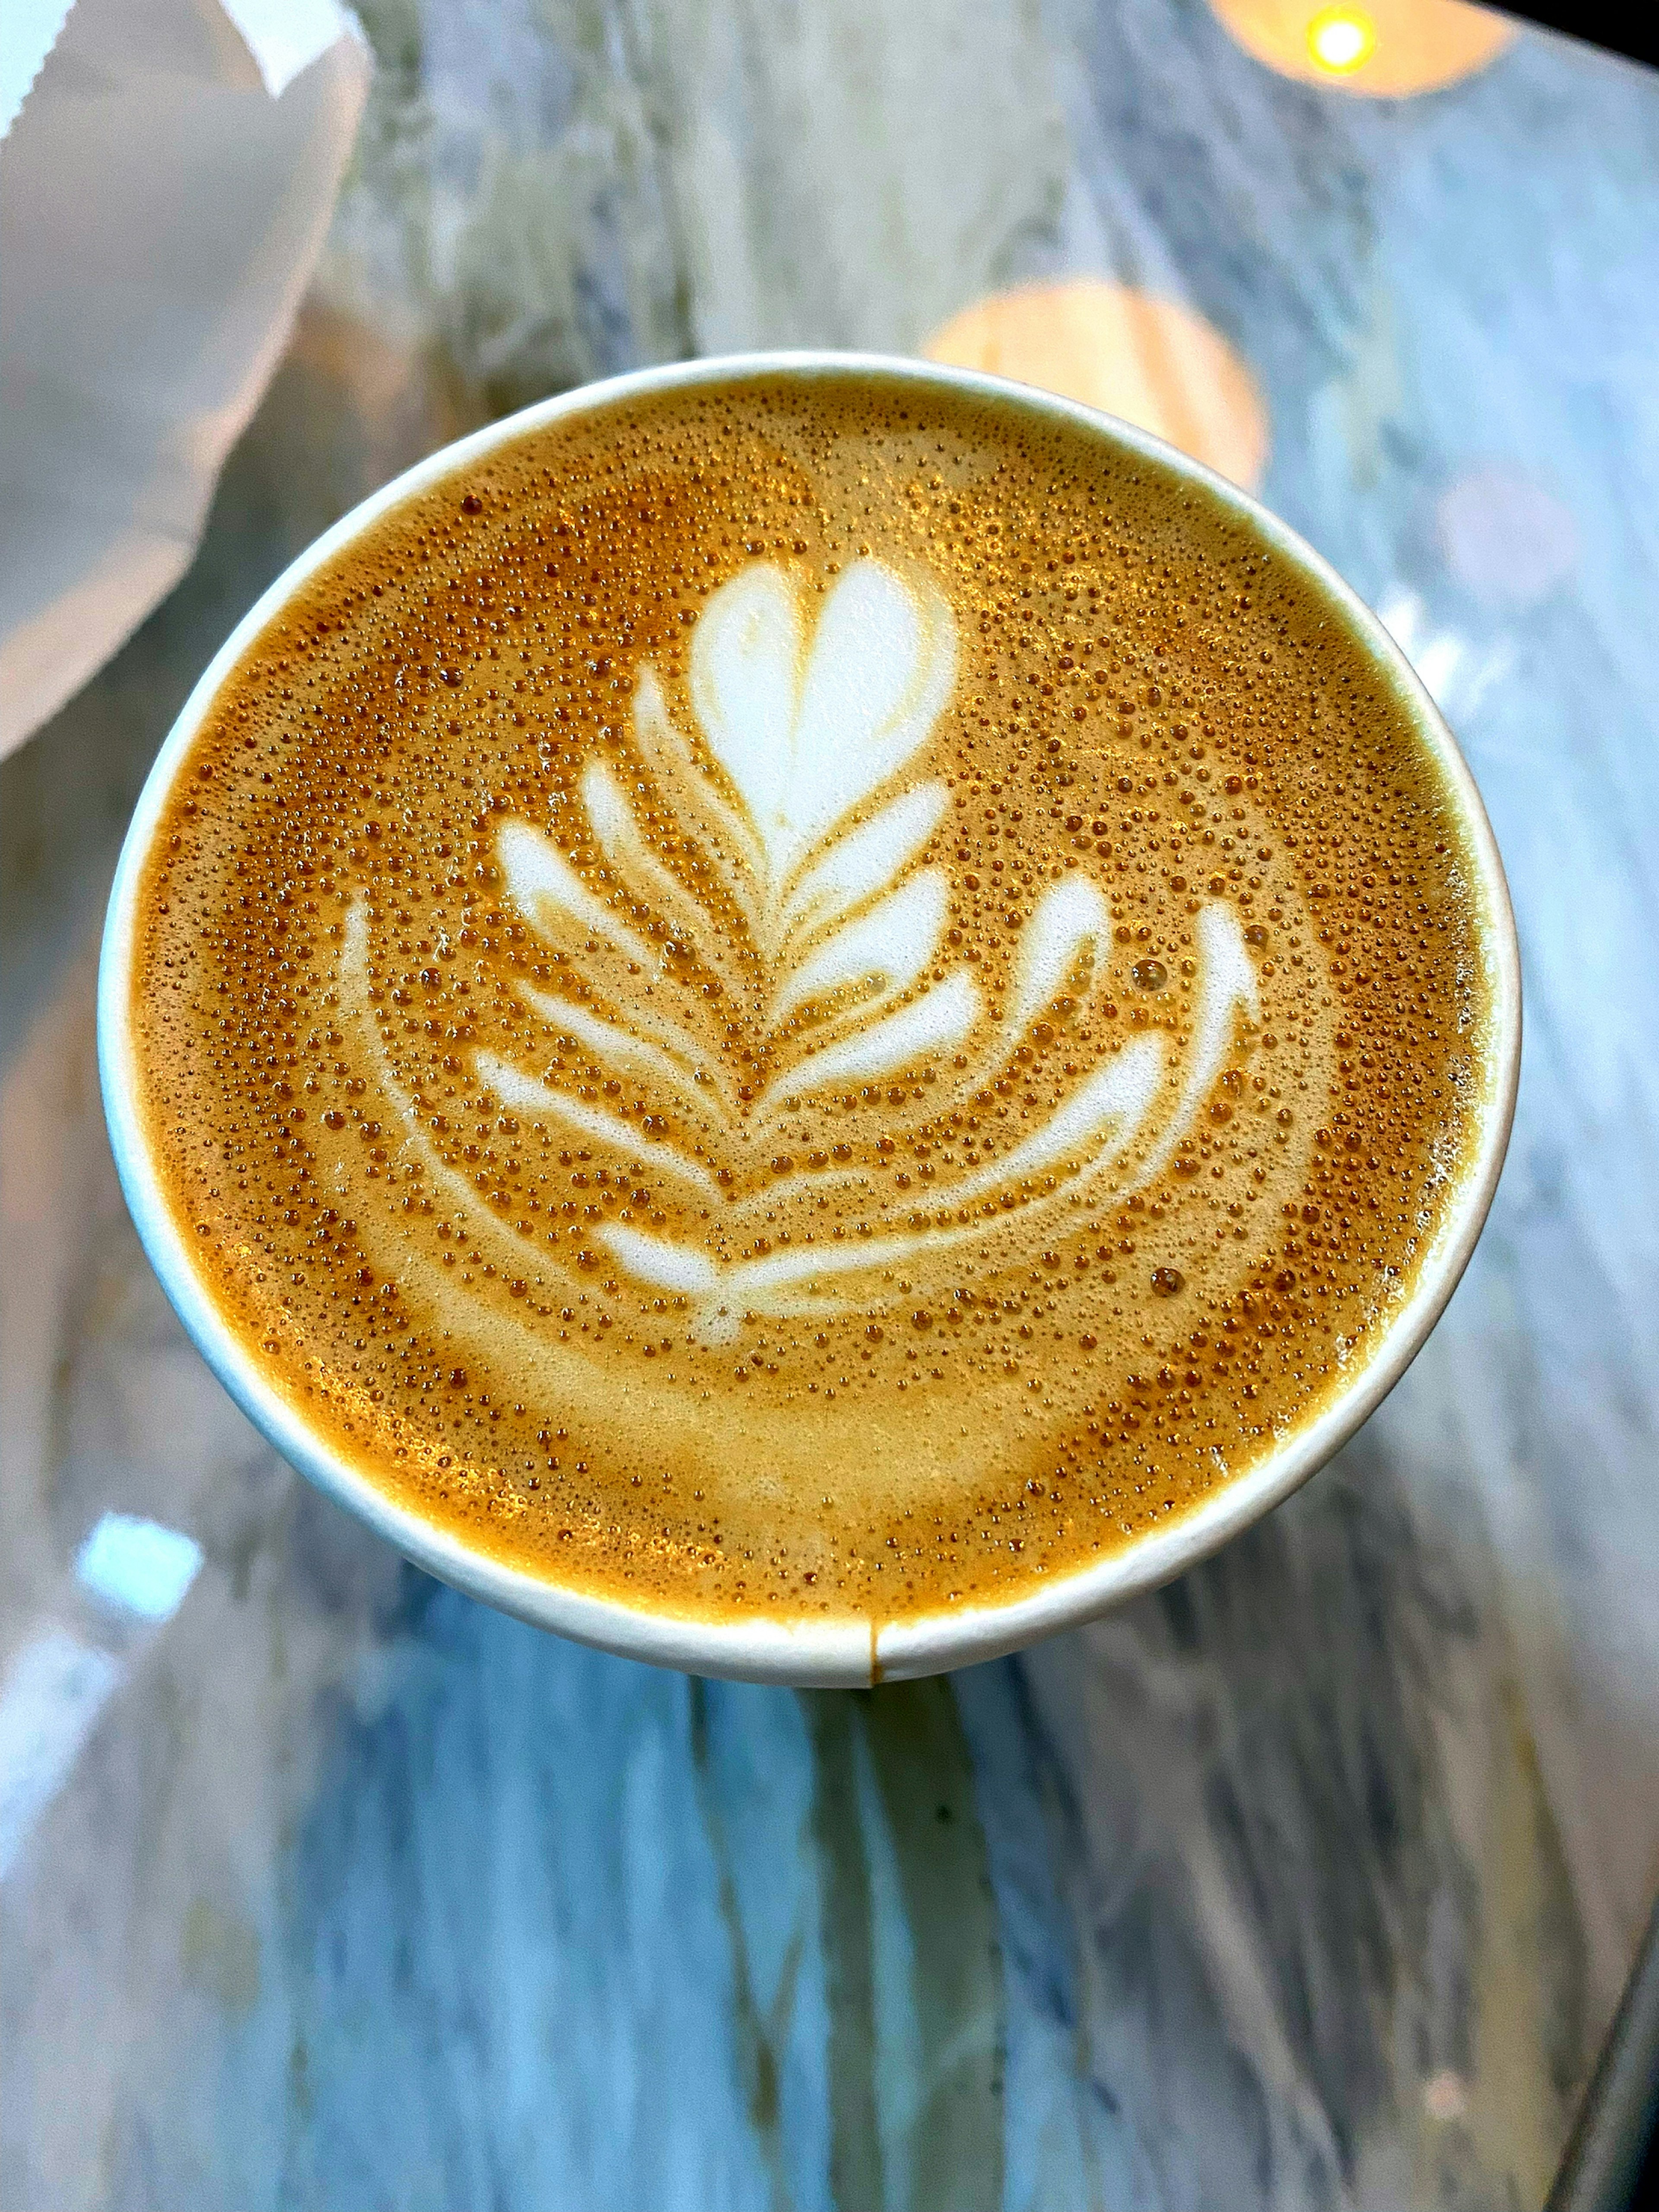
[3,4,1658,2205]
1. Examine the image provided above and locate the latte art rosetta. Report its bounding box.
[129,373,1489,1623]
[346,559,1263,1343]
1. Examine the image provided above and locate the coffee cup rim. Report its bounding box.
[99,349,1522,1686]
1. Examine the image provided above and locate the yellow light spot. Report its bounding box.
[1206,0,1513,99]
[1308,5,1375,71]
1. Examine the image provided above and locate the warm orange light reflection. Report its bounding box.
[1308,6,1376,72]
[1207,0,1513,97]
[923,279,1268,491]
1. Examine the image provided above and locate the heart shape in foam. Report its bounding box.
[689,558,958,914]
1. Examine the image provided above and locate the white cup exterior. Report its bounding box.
[99,352,1522,1686]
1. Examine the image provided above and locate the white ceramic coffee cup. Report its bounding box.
[99,353,1521,1686]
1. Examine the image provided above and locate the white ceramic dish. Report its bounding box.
[99,353,1522,1685]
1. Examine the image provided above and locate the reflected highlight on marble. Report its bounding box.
[0,1513,201,1877]
[924,280,1268,489]
[1206,0,1514,96]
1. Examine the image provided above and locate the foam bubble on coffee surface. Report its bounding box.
[130,377,1489,1624]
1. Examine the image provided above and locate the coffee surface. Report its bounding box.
[131,373,1492,1624]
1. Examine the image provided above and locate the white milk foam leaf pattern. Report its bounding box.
[378,556,1262,1345]
[129,374,1491,1625]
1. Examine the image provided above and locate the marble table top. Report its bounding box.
[4,3,1658,2205]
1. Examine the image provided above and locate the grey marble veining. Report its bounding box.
[4,4,1659,2207]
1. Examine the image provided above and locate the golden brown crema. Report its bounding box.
[132,375,1491,1623]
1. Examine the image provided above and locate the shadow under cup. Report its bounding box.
[97,354,1521,1687]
